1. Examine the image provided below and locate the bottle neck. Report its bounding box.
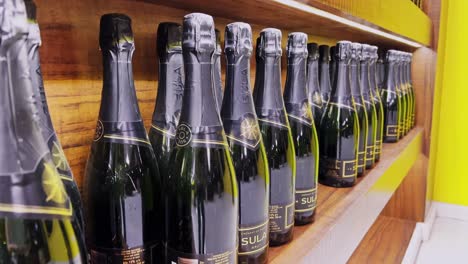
[152,52,184,127]
[330,60,350,100]
[307,58,320,93]
[384,61,396,91]
[360,61,370,95]
[27,29,55,134]
[221,53,255,121]
[369,60,378,92]
[99,49,142,122]
[284,55,308,105]
[395,62,402,89]
[319,61,331,94]
[253,56,284,112]
[179,51,221,131]
[349,58,361,97]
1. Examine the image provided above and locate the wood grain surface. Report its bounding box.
[348,216,416,264]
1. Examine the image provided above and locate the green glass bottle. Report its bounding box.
[0,1,87,262]
[318,41,360,187]
[222,22,270,264]
[165,13,238,263]
[148,22,183,259]
[284,33,319,225]
[84,14,161,263]
[319,45,332,104]
[24,0,84,232]
[349,43,368,176]
[307,43,323,127]
[407,53,416,128]
[360,44,378,169]
[369,46,385,161]
[253,28,296,246]
[403,52,414,131]
[394,50,408,139]
[381,50,400,143]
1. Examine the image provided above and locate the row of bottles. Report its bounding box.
[0,0,87,263]
[381,50,416,143]
[1,0,416,262]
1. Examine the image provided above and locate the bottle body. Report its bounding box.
[381,52,400,143]
[285,36,319,225]
[254,29,296,245]
[165,14,238,263]
[370,47,384,161]
[319,43,359,187]
[222,23,270,264]
[84,14,161,263]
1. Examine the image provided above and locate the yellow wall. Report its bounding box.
[430,0,468,205]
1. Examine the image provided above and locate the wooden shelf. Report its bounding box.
[268,127,423,263]
[348,216,416,263]
[145,0,432,49]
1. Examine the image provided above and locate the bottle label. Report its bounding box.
[238,221,269,255]
[0,161,72,218]
[269,202,294,233]
[166,246,236,264]
[295,188,317,212]
[320,159,357,178]
[90,244,156,264]
[94,120,151,147]
[175,123,228,148]
[385,125,398,141]
[357,151,365,169]
[224,114,261,151]
[366,146,374,164]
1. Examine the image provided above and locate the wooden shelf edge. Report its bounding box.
[269,127,424,263]
[145,0,431,49]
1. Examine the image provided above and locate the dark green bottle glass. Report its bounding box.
[165,13,238,263]
[369,46,385,161]
[307,43,323,127]
[25,0,84,233]
[376,49,385,89]
[253,28,296,246]
[402,52,414,133]
[319,45,332,104]
[84,14,161,263]
[381,50,400,143]
[349,43,368,176]
[0,1,86,262]
[395,51,407,139]
[222,22,270,264]
[318,41,359,187]
[213,29,224,112]
[360,44,377,169]
[407,53,416,128]
[284,33,319,225]
[148,22,183,258]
